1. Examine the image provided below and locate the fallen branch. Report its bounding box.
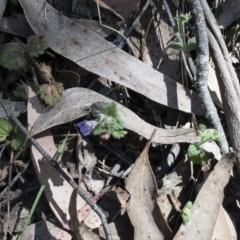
[188,0,229,154]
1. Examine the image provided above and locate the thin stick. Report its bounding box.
[188,0,229,154]
[0,98,112,240]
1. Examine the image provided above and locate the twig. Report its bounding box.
[188,0,229,154]
[200,0,240,102]
[125,0,151,38]
[162,0,195,81]
[0,98,112,240]
[115,0,152,49]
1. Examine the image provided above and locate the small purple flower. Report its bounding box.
[77,120,95,136]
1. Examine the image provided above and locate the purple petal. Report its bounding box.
[77,120,93,136]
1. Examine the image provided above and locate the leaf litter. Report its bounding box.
[0,0,239,239]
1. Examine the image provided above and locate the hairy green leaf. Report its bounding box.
[188,143,213,165]
[112,130,127,139]
[0,45,27,71]
[14,85,28,101]
[11,129,31,150]
[27,35,48,57]
[0,118,14,142]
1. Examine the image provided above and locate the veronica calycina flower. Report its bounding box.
[76,120,97,136]
[77,102,127,139]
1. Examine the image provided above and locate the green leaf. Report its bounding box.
[0,118,14,142]
[198,127,221,143]
[11,129,31,151]
[112,130,127,139]
[14,85,28,101]
[167,42,183,50]
[27,35,49,57]
[102,102,119,118]
[174,14,192,23]
[0,45,27,71]
[181,201,192,224]
[188,143,213,165]
[184,37,197,52]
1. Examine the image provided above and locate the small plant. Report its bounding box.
[167,13,197,52]
[77,102,127,140]
[187,124,222,165]
[0,35,49,71]
[181,201,192,224]
[0,118,31,150]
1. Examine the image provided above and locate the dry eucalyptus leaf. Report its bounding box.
[126,130,172,240]
[173,153,235,240]
[30,88,198,144]
[19,0,202,115]
[211,206,237,240]
[0,14,120,39]
[0,99,26,119]
[73,19,123,39]
[26,86,101,231]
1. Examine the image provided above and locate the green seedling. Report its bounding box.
[0,118,31,150]
[187,124,222,165]
[181,201,193,224]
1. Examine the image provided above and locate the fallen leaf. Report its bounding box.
[126,129,172,240]
[30,87,198,144]
[19,0,203,115]
[211,206,237,240]
[0,14,121,39]
[173,153,235,240]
